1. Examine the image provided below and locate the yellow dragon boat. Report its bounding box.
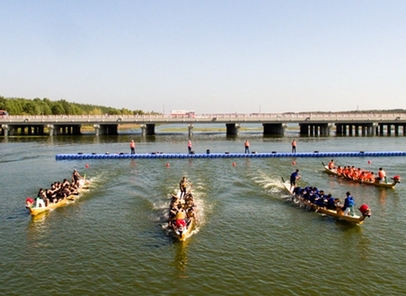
[322,162,400,189]
[168,190,197,241]
[26,179,89,216]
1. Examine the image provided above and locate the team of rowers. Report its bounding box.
[168,177,197,233]
[292,186,359,216]
[327,160,389,183]
[292,185,372,218]
[29,170,88,208]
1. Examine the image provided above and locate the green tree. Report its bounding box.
[51,102,65,115]
[23,100,41,115]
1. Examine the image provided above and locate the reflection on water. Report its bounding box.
[378,188,388,204]
[26,212,50,246]
[173,240,190,276]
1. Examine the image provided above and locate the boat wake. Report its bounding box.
[252,170,288,195]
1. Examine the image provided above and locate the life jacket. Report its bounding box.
[345,196,355,207]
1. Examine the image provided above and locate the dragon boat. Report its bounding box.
[168,190,197,241]
[25,178,90,216]
[281,177,371,225]
[322,162,401,189]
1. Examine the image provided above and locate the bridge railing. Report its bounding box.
[0,112,405,122]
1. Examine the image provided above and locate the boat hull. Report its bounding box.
[29,198,69,216]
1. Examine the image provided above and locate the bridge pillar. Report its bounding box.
[373,123,379,136]
[348,125,353,136]
[335,124,342,135]
[319,123,330,136]
[188,124,194,137]
[393,124,399,136]
[1,124,8,136]
[102,124,118,135]
[299,124,309,135]
[73,125,81,135]
[140,124,155,135]
[379,124,384,136]
[354,125,359,136]
[146,124,155,135]
[342,124,347,135]
[94,124,100,136]
[226,123,240,135]
[9,126,15,135]
[366,124,373,136]
[308,125,319,136]
[47,124,55,136]
[309,125,314,136]
[263,123,284,135]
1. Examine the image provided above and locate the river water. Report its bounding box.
[1,127,406,295]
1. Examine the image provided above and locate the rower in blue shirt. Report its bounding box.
[289,169,301,192]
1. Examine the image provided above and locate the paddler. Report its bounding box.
[179,176,190,198]
[342,192,355,216]
[72,169,83,186]
[290,169,301,192]
[328,159,335,170]
[377,168,387,183]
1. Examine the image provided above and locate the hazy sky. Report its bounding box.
[1,1,405,114]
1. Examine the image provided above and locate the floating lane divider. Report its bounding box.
[55,151,406,160]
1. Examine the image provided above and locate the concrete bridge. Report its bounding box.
[1,112,406,137]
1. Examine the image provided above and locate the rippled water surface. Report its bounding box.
[1,131,406,295]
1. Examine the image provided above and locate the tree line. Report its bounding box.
[0,96,152,116]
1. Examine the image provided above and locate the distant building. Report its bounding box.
[170,110,196,118]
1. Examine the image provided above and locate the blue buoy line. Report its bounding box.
[55,151,406,160]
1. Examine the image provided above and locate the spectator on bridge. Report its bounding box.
[244,140,250,153]
[187,140,192,154]
[130,140,136,154]
[291,139,297,153]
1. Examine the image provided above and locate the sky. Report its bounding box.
[1,0,406,114]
